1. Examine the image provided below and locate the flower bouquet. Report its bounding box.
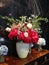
[5,15,48,58]
[6,22,39,58]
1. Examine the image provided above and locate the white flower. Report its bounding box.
[29,17,31,19]
[24,32,28,37]
[5,27,11,32]
[37,38,46,46]
[31,14,35,17]
[27,23,32,29]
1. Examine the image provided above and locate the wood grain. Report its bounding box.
[0,48,49,65]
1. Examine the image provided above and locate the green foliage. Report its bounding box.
[19,16,27,23]
[0,15,16,27]
[27,15,48,34]
[0,15,48,35]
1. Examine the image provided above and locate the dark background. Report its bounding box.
[0,0,49,56]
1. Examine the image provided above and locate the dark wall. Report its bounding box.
[40,21,49,50]
[37,0,49,18]
[46,22,49,49]
[0,0,49,18]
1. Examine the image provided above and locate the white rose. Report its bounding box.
[24,32,28,37]
[27,23,32,29]
[5,27,11,32]
[31,14,35,17]
[37,38,46,46]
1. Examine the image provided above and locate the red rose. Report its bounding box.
[18,32,24,41]
[31,30,39,44]
[27,29,39,44]
[24,36,31,44]
[8,29,18,40]
[23,32,31,44]
[18,31,31,44]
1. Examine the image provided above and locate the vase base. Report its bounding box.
[0,56,5,63]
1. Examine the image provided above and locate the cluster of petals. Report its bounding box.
[8,28,39,44]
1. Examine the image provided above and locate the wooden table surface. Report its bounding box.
[0,48,49,65]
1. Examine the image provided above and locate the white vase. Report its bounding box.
[16,41,29,58]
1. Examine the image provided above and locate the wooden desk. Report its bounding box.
[0,48,49,65]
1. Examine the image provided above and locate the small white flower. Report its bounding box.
[37,38,46,46]
[29,17,31,19]
[5,27,11,32]
[24,32,28,37]
[31,14,35,17]
[27,23,32,29]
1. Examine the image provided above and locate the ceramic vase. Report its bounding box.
[16,41,29,58]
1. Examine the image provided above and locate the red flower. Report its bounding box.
[27,29,39,44]
[8,28,39,44]
[31,30,39,44]
[18,31,24,41]
[8,29,18,40]
[24,36,31,44]
[18,31,31,44]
